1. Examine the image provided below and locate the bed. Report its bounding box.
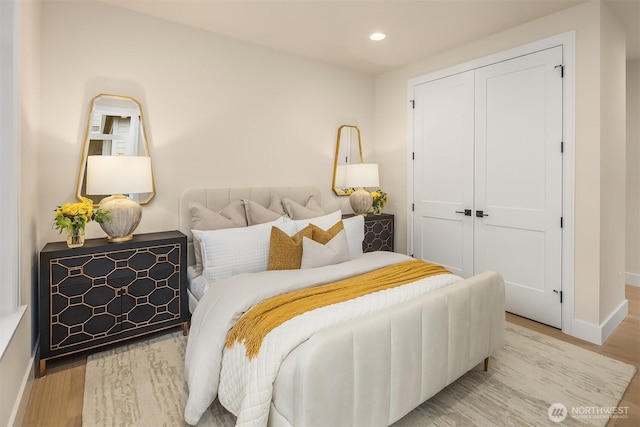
[179,186,506,427]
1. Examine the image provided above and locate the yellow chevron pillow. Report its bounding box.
[309,220,344,244]
[267,225,313,270]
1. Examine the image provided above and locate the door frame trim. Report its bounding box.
[407,31,575,336]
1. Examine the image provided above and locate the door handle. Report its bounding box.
[455,209,472,216]
[475,210,489,218]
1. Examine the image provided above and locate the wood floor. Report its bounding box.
[22,286,639,427]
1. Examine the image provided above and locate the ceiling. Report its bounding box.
[99,0,639,75]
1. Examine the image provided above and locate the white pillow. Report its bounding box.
[294,209,342,231]
[189,201,247,278]
[296,213,363,260]
[300,230,351,269]
[195,217,297,284]
[342,215,365,259]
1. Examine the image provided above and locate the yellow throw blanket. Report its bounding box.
[225,260,451,359]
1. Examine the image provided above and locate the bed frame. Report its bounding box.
[179,186,505,427]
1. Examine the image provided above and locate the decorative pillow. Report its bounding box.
[197,217,297,284]
[189,201,248,278]
[244,199,283,225]
[341,215,365,259]
[267,225,313,270]
[283,195,325,219]
[294,209,342,231]
[309,220,344,244]
[300,229,351,269]
[189,201,247,230]
[268,194,288,216]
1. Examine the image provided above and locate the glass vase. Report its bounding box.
[66,228,85,248]
[372,205,383,215]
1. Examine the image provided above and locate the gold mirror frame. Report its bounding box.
[76,94,155,204]
[332,125,364,196]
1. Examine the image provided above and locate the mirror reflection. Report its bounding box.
[76,94,155,204]
[332,125,364,196]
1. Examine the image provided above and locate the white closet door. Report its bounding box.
[474,46,563,328]
[412,71,474,278]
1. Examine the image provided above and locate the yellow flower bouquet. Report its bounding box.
[53,197,110,247]
[370,190,388,215]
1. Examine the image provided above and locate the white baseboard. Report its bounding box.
[626,272,640,287]
[571,318,602,344]
[9,355,34,427]
[570,299,629,345]
[601,299,628,343]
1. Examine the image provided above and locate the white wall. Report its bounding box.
[627,59,640,286]
[0,1,41,425]
[373,0,626,333]
[37,0,371,248]
[599,1,627,320]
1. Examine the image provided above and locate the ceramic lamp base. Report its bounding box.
[98,194,142,242]
[349,187,373,215]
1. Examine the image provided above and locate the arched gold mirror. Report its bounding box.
[76,94,155,204]
[332,125,364,196]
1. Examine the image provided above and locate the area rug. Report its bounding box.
[82,323,635,427]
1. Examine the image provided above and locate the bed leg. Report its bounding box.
[182,322,189,336]
[483,357,489,372]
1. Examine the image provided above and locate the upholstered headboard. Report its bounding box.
[179,186,324,265]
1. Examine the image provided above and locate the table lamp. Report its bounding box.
[86,155,153,242]
[343,163,379,215]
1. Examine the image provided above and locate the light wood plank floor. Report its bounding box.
[22,286,639,427]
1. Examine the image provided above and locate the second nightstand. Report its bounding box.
[344,213,394,252]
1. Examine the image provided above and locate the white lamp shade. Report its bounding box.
[86,155,153,195]
[343,163,380,188]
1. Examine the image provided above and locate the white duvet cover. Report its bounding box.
[184,252,460,426]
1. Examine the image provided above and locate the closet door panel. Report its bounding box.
[474,46,563,328]
[413,71,474,278]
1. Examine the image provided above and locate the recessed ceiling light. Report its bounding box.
[369,32,386,41]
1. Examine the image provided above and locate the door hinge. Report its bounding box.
[412,203,415,211]
[553,289,563,303]
[410,99,415,109]
[561,141,564,153]
[412,152,415,160]
[555,64,564,78]
[560,217,563,228]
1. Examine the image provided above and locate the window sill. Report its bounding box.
[0,305,27,360]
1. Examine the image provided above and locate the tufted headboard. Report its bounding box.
[179,186,323,265]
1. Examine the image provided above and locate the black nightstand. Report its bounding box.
[343,213,394,252]
[38,231,188,376]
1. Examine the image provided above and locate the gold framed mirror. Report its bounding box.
[76,94,155,204]
[332,125,364,196]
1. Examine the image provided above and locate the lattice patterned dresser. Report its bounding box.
[38,231,188,376]
[343,213,395,252]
